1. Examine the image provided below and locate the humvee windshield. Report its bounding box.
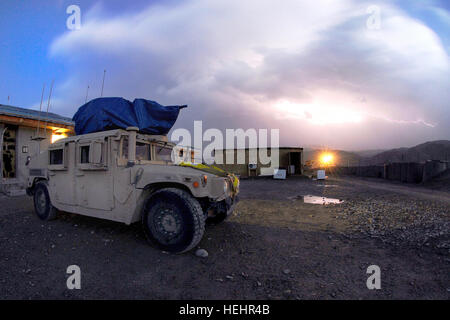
[136,142,151,161]
[121,136,173,162]
[155,145,172,162]
[121,138,152,161]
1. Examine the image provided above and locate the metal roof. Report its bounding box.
[0,104,74,127]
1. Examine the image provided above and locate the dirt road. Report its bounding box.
[0,177,449,299]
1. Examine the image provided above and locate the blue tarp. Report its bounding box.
[72,97,187,135]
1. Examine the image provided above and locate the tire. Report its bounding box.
[206,200,234,225]
[141,188,205,253]
[33,182,58,221]
[206,210,228,225]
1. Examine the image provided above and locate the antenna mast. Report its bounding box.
[43,80,54,139]
[100,69,106,97]
[85,85,90,103]
[36,83,46,137]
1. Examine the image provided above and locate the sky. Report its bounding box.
[0,0,449,150]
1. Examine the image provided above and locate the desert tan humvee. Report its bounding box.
[26,127,239,253]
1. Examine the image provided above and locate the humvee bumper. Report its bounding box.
[225,195,239,217]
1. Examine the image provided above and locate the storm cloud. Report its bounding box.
[49,0,449,149]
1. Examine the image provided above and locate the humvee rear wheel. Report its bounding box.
[142,188,205,253]
[33,182,58,221]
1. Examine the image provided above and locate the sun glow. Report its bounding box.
[319,153,334,166]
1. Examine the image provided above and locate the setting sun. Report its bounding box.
[319,153,334,166]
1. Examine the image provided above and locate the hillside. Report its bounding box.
[303,140,450,167]
[352,149,386,158]
[366,140,450,165]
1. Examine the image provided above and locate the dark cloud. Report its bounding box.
[49,0,449,149]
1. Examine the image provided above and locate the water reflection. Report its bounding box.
[303,195,343,204]
[288,195,344,204]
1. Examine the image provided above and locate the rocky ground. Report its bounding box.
[0,176,449,299]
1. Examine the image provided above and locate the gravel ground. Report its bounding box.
[0,176,449,299]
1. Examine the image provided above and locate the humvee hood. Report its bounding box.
[133,163,239,199]
[177,162,228,177]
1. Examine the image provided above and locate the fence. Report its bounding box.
[331,160,449,184]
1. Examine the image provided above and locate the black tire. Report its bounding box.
[33,182,58,221]
[206,210,228,225]
[141,188,205,253]
[206,200,235,225]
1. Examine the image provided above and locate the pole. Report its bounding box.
[36,83,46,137]
[44,80,54,139]
[0,127,6,180]
[85,85,90,103]
[100,69,106,97]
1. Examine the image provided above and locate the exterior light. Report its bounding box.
[51,133,68,144]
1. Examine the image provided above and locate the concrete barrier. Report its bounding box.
[334,161,442,184]
[422,160,448,182]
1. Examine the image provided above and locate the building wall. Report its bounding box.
[213,148,303,177]
[1,123,52,186]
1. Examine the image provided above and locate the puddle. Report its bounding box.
[316,184,338,188]
[303,195,344,204]
[288,195,344,204]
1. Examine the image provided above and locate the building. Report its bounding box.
[0,104,74,195]
[213,147,303,178]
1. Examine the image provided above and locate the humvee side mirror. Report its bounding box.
[91,141,103,164]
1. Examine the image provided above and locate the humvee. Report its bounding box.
[26,127,239,253]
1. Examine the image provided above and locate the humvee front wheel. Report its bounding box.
[206,210,228,224]
[142,188,205,253]
[33,182,58,221]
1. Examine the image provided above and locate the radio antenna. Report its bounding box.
[43,79,54,139]
[36,83,46,137]
[100,69,106,97]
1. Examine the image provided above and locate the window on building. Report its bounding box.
[49,149,63,165]
[80,145,90,163]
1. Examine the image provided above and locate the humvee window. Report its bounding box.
[80,146,90,163]
[136,142,151,161]
[122,137,129,159]
[49,149,63,165]
[156,146,172,161]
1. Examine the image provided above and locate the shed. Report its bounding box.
[213,147,303,178]
[0,104,74,195]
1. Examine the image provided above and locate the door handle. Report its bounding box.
[76,173,85,177]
